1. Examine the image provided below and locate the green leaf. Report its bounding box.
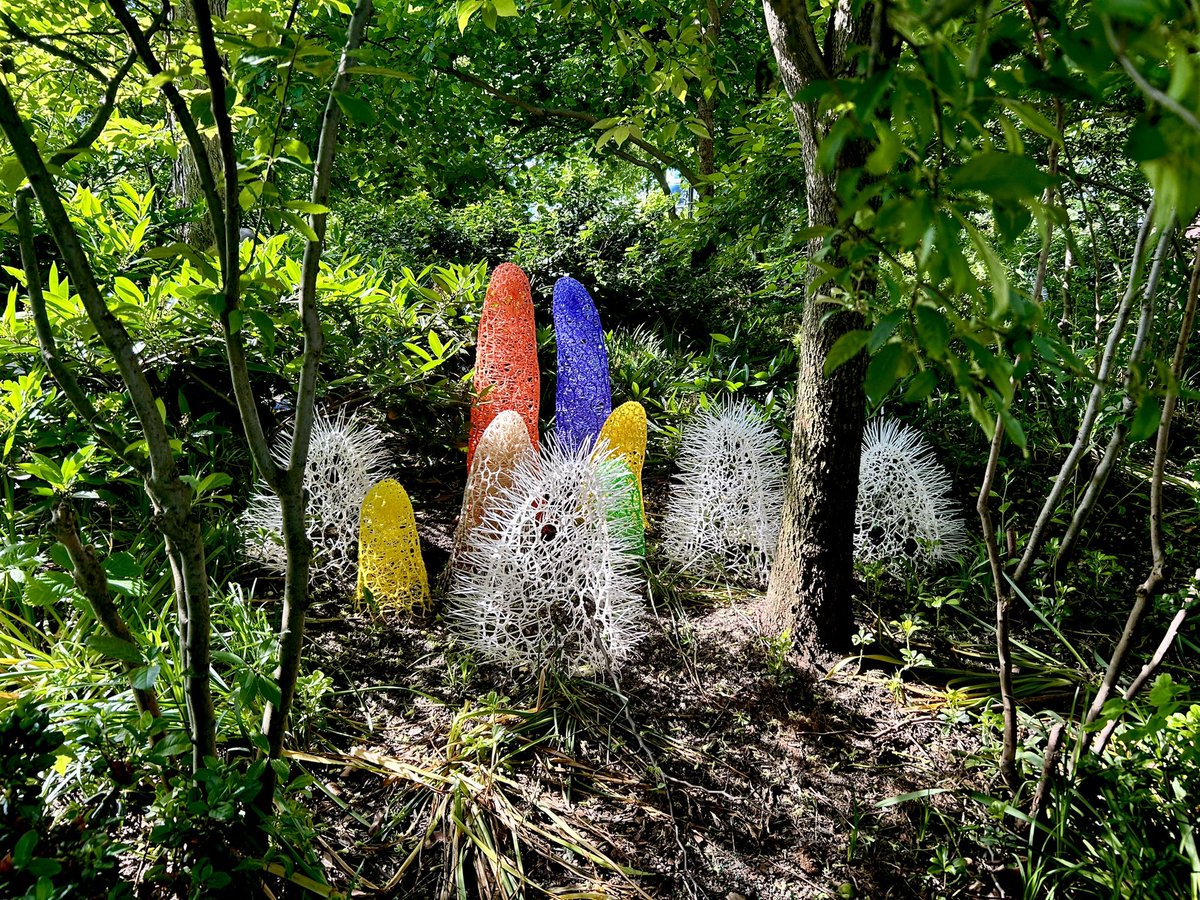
[352,65,416,81]
[143,243,219,282]
[950,152,1050,200]
[285,200,330,215]
[88,633,144,665]
[151,730,191,759]
[1096,0,1162,26]
[993,200,1033,244]
[866,122,900,175]
[280,210,319,242]
[903,369,938,401]
[997,405,1027,450]
[1128,395,1161,441]
[868,310,904,352]
[1001,99,1062,145]
[248,310,276,354]
[493,0,518,15]
[864,343,911,405]
[256,674,283,706]
[334,92,376,125]
[914,305,950,358]
[131,664,160,691]
[824,330,869,375]
[13,830,38,866]
[0,157,26,192]
[1126,119,1169,162]
[457,0,483,31]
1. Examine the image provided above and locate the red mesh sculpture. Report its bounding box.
[467,263,540,469]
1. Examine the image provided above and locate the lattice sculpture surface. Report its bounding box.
[467,263,540,469]
[855,418,968,569]
[243,411,388,585]
[448,439,645,675]
[553,277,612,450]
[661,400,785,586]
[607,461,646,558]
[448,410,537,578]
[357,479,429,614]
[597,401,648,524]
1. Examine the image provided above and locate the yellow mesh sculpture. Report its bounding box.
[356,479,429,615]
[449,411,537,576]
[597,401,648,524]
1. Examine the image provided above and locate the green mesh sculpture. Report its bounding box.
[597,401,648,525]
[607,459,646,558]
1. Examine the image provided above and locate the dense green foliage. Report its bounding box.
[0,0,1198,897]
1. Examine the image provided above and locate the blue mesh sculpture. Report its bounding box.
[553,277,612,449]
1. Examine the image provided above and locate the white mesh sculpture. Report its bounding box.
[448,439,645,675]
[855,418,968,569]
[661,400,785,586]
[243,411,389,585]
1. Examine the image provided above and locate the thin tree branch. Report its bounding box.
[188,0,277,486]
[978,423,1018,789]
[105,0,229,270]
[15,192,142,474]
[1103,15,1200,136]
[1081,232,1199,754]
[0,78,177,487]
[48,12,167,169]
[0,11,107,82]
[51,500,161,722]
[1012,205,1157,588]
[1055,221,1174,569]
[257,0,373,815]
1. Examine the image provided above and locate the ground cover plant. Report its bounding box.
[1,1,1199,898]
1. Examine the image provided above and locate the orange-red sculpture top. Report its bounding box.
[467,263,540,469]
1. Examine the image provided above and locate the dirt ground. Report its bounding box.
[300,580,1014,898]
[276,461,1013,899]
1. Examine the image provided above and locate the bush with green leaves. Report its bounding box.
[0,699,128,900]
[1023,675,1200,898]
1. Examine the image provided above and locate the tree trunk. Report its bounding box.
[760,0,873,658]
[169,0,226,248]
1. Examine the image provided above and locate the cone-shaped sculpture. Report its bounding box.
[553,277,611,449]
[608,459,646,557]
[598,400,648,524]
[467,263,540,469]
[448,438,645,674]
[356,479,429,614]
[449,410,537,576]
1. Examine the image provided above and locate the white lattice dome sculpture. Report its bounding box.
[448,439,645,675]
[855,418,968,569]
[243,411,389,585]
[661,400,785,586]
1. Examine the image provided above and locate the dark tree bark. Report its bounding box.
[760,0,878,658]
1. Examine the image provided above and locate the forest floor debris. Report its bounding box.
[303,585,1010,899]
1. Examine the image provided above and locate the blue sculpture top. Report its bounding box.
[553,277,612,449]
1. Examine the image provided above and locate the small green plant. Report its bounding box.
[763,629,795,685]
